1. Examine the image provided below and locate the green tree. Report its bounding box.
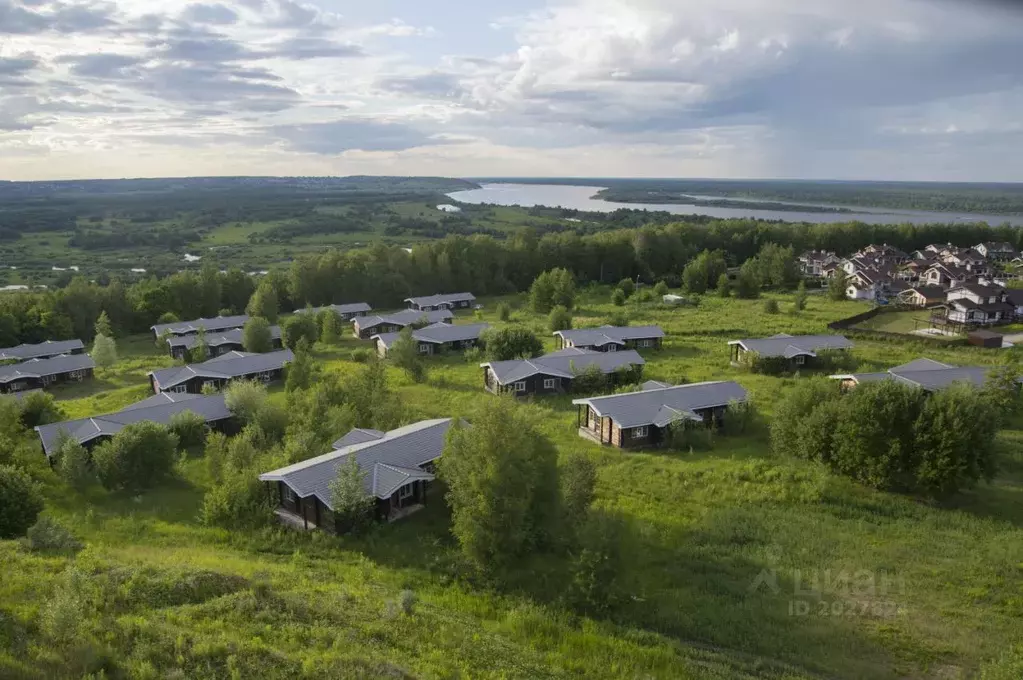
[328,455,376,533]
[794,280,808,311]
[763,299,779,314]
[198,262,222,318]
[828,270,849,301]
[281,313,318,350]
[224,380,268,423]
[616,278,635,298]
[168,410,208,449]
[187,328,208,363]
[734,261,761,299]
[682,250,728,294]
[18,391,63,428]
[611,289,626,306]
[242,317,273,353]
[93,311,113,339]
[652,281,668,297]
[285,339,318,392]
[441,400,560,571]
[317,309,343,344]
[156,311,180,325]
[560,452,597,538]
[566,510,625,616]
[529,270,556,313]
[91,333,118,368]
[483,327,544,361]
[55,436,94,490]
[0,464,44,538]
[246,283,279,323]
[92,422,179,491]
[496,302,511,322]
[551,268,577,309]
[716,273,731,298]
[770,378,843,460]
[388,326,427,383]
[548,305,573,332]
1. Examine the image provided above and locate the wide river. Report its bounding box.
[447,183,1023,226]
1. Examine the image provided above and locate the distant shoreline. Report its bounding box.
[591,189,856,214]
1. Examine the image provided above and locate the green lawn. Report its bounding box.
[3,290,1022,678]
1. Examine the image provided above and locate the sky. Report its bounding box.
[1,0,1022,181]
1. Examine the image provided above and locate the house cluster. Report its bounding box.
[0,339,93,394]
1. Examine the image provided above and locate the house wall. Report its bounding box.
[0,367,93,394]
[495,372,566,396]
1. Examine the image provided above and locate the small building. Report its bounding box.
[148,349,293,394]
[404,292,476,312]
[0,339,85,363]
[846,280,875,301]
[968,330,1004,349]
[165,326,283,360]
[352,309,454,339]
[974,242,1019,261]
[897,286,946,308]
[553,325,664,352]
[150,315,249,342]
[728,334,854,369]
[0,354,96,394]
[572,381,749,449]
[481,347,645,396]
[921,263,970,289]
[34,393,234,460]
[372,322,489,357]
[831,358,1021,392]
[258,419,455,531]
[799,250,841,277]
[295,302,372,321]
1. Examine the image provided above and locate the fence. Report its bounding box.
[828,307,967,346]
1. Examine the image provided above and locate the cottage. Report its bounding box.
[404,292,476,312]
[921,263,970,288]
[728,334,854,370]
[352,309,454,339]
[259,419,454,531]
[846,280,875,301]
[34,393,234,460]
[148,349,293,394]
[832,358,1021,392]
[150,315,249,341]
[799,250,841,277]
[941,284,1014,326]
[553,325,664,352]
[165,326,283,360]
[975,242,1019,261]
[0,354,95,393]
[897,286,946,308]
[295,302,372,321]
[481,347,645,396]
[373,322,489,357]
[0,339,85,362]
[572,381,748,449]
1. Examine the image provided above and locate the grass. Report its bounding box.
[3,288,1022,678]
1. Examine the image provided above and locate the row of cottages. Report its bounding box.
[831,358,1023,392]
[481,348,645,395]
[727,334,855,370]
[148,349,293,394]
[0,339,85,363]
[573,380,749,449]
[165,326,283,360]
[34,393,234,460]
[405,293,476,312]
[373,322,490,357]
[353,309,453,339]
[150,314,250,342]
[295,302,373,321]
[553,325,665,352]
[0,354,96,394]
[259,419,454,531]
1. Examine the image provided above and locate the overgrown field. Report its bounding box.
[3,288,1022,679]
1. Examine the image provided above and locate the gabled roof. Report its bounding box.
[165,326,281,350]
[903,285,946,300]
[948,283,1004,298]
[331,428,385,449]
[573,381,749,429]
[481,348,645,385]
[554,325,664,347]
[34,393,231,458]
[373,323,490,349]
[0,339,84,361]
[259,419,454,507]
[295,302,372,316]
[149,349,293,390]
[404,292,476,307]
[355,309,454,330]
[0,353,95,384]
[832,358,1022,392]
[151,315,250,336]
[728,334,854,359]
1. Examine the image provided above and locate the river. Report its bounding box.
[447,183,1023,226]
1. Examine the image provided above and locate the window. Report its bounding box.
[513,381,527,392]
[543,378,556,389]
[632,426,649,439]
[607,344,618,352]
[418,343,431,354]
[638,339,652,348]
[283,486,296,503]
[398,484,413,500]
[795,355,806,365]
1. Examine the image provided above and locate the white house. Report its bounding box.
[943,284,1015,326]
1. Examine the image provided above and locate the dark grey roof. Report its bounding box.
[554,325,664,347]
[0,354,95,384]
[331,428,385,449]
[573,381,749,429]
[0,339,84,361]
[404,292,476,307]
[482,348,645,385]
[260,419,453,506]
[833,358,1021,392]
[905,286,946,299]
[151,315,249,336]
[34,393,231,457]
[1006,289,1023,306]
[296,302,372,316]
[354,309,454,330]
[729,334,854,358]
[165,326,281,350]
[374,322,490,349]
[949,283,1004,297]
[642,380,672,390]
[149,349,293,390]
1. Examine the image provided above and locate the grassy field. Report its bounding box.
[3,289,1022,678]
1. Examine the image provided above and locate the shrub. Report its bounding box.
[483,327,544,361]
[653,281,669,297]
[763,299,780,314]
[23,516,83,553]
[570,363,610,394]
[156,311,179,325]
[388,326,428,383]
[605,312,629,327]
[633,289,654,303]
[530,268,576,313]
[463,346,484,364]
[168,410,208,449]
[794,280,808,311]
[566,511,625,616]
[548,305,572,332]
[398,589,417,616]
[18,391,63,428]
[91,334,118,368]
[716,273,731,297]
[56,436,95,490]
[0,465,44,538]
[242,316,274,353]
[201,469,276,529]
[281,314,318,350]
[329,454,375,533]
[350,348,373,363]
[224,380,268,423]
[92,422,179,492]
[611,289,626,306]
[317,309,343,344]
[497,302,511,322]
[616,278,635,297]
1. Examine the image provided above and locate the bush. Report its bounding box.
[616,278,635,297]
[794,280,808,311]
[92,422,179,492]
[18,391,63,428]
[398,589,417,616]
[529,268,576,313]
[242,317,273,353]
[224,380,268,423]
[156,312,180,325]
[633,289,654,303]
[23,516,83,553]
[0,465,44,538]
[317,309,343,344]
[281,313,319,350]
[388,326,428,383]
[605,312,629,327]
[168,410,208,449]
[201,469,276,529]
[463,346,484,364]
[763,299,779,314]
[566,511,625,616]
[350,348,373,363]
[716,273,731,297]
[653,281,668,297]
[611,289,626,306]
[329,454,375,534]
[548,305,572,332]
[483,327,544,361]
[55,436,95,490]
[497,302,511,322]
[91,334,118,368]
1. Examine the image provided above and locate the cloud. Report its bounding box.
[181,2,238,25]
[273,119,448,154]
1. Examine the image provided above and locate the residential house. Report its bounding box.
[898,258,935,282]
[34,393,234,460]
[165,326,283,360]
[405,292,476,312]
[856,244,909,262]
[148,349,293,394]
[799,250,840,277]
[553,325,664,352]
[481,347,645,396]
[832,358,1022,392]
[975,242,1019,261]
[846,280,876,301]
[572,380,749,449]
[728,334,854,370]
[1006,288,1023,320]
[0,339,85,363]
[259,419,455,531]
[295,302,372,321]
[940,283,1015,326]
[896,286,946,308]
[373,322,490,357]
[352,309,454,339]
[150,314,249,341]
[922,263,970,288]
[941,248,989,276]
[0,354,95,394]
